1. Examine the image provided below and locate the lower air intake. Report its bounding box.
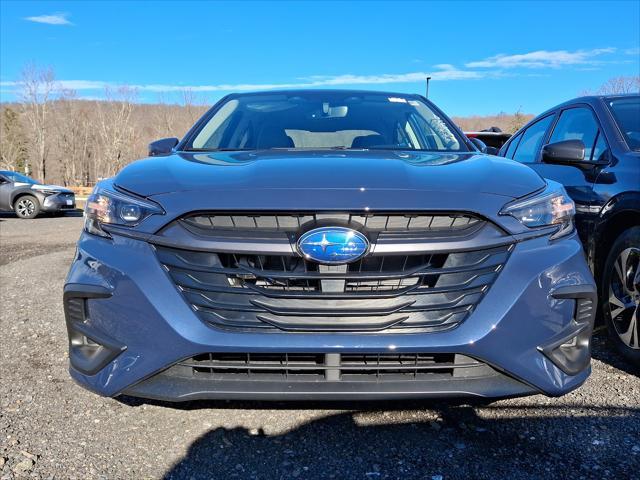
[165,352,495,382]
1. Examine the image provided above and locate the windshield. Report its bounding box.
[186,92,467,152]
[0,172,37,184]
[608,97,640,151]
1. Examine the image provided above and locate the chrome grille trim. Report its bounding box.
[183,212,482,233]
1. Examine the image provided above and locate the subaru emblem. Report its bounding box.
[297,227,369,265]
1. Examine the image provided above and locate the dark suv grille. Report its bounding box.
[165,352,495,382]
[155,234,512,332]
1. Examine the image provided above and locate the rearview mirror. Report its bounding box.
[542,139,585,164]
[149,137,179,156]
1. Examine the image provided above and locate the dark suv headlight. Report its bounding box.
[84,186,164,238]
[500,182,575,239]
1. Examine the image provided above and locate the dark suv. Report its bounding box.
[498,95,640,366]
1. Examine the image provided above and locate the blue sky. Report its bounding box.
[1,0,639,116]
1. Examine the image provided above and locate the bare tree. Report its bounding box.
[596,76,640,95]
[0,106,28,172]
[181,88,200,125]
[152,93,177,139]
[18,63,57,182]
[452,110,533,133]
[95,86,138,178]
[52,92,95,186]
[509,108,528,133]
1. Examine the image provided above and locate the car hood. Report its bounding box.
[30,184,74,194]
[115,150,545,200]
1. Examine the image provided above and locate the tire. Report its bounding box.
[601,226,640,367]
[13,195,40,219]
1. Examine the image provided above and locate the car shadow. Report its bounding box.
[160,404,639,480]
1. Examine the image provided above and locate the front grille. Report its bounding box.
[165,352,495,382]
[155,239,512,332]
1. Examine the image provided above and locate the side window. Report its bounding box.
[504,133,522,159]
[548,107,601,160]
[512,115,555,163]
[591,131,608,162]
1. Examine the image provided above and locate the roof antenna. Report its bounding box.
[425,76,432,99]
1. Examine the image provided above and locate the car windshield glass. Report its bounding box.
[187,92,467,152]
[608,97,640,151]
[1,172,37,184]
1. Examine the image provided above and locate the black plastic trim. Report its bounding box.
[540,284,597,375]
[63,284,126,376]
[122,368,537,402]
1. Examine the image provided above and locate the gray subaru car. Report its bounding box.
[64,90,597,402]
[0,171,76,218]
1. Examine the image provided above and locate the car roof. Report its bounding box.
[226,89,425,99]
[537,93,639,116]
[503,93,639,151]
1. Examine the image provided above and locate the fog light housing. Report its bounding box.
[540,323,592,376]
[64,285,126,376]
[539,288,597,376]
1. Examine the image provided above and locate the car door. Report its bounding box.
[527,106,609,247]
[0,174,14,210]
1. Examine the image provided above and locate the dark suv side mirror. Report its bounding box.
[542,139,609,170]
[542,139,586,165]
[148,137,179,156]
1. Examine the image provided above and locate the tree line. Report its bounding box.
[1,65,638,187]
[0,65,207,186]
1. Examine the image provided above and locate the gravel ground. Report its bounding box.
[0,213,639,480]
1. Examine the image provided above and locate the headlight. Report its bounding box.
[38,189,60,196]
[500,183,575,239]
[84,186,164,238]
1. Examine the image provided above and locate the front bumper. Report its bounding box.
[41,192,76,212]
[64,230,596,401]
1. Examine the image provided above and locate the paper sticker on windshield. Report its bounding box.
[388,97,407,103]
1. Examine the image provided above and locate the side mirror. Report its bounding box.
[542,139,585,165]
[148,137,179,156]
[469,137,499,156]
[469,137,488,153]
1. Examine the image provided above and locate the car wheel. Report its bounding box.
[14,195,40,219]
[601,226,640,366]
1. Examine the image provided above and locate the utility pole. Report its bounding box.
[425,76,432,99]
